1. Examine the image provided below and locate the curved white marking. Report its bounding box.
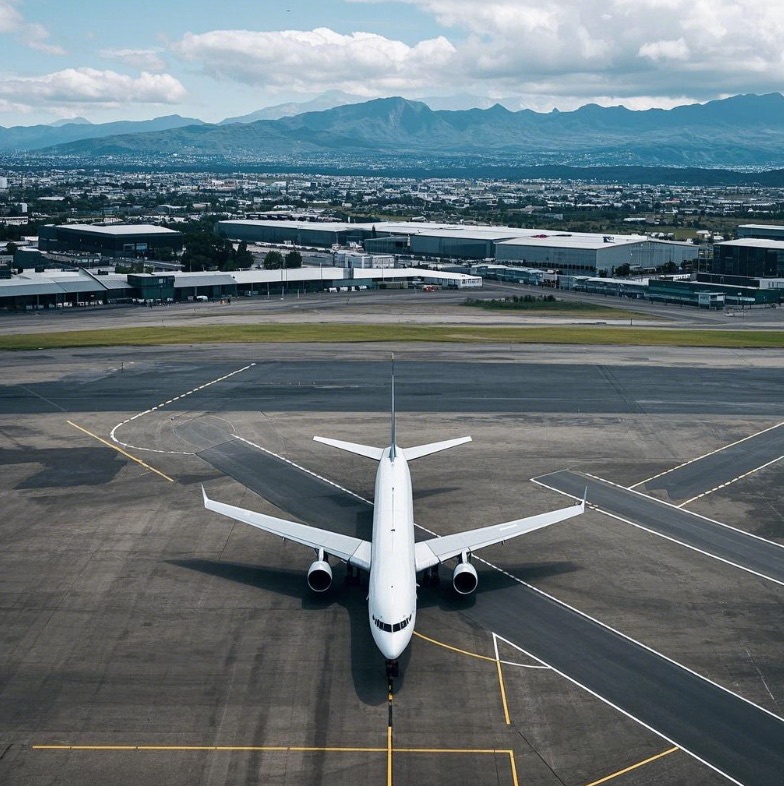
[110,363,255,454]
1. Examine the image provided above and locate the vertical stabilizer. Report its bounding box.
[390,357,397,459]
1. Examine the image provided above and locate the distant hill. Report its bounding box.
[0,114,205,153]
[34,93,784,168]
[50,116,92,127]
[219,90,367,124]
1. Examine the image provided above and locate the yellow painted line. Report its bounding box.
[67,421,175,483]
[413,630,496,663]
[494,638,512,726]
[508,750,520,786]
[394,747,510,754]
[36,743,519,782]
[583,746,679,786]
[35,744,517,757]
[34,745,387,752]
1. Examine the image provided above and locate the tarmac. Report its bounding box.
[1,299,783,785]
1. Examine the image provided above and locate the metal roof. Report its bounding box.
[172,273,237,288]
[58,224,181,236]
[497,234,648,250]
[717,238,784,249]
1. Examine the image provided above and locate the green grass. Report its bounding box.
[1,323,783,350]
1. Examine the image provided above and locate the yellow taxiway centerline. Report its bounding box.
[413,630,496,663]
[583,746,679,786]
[495,650,511,726]
[387,725,393,786]
[67,420,175,483]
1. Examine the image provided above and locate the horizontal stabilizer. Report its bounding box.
[313,436,384,461]
[403,436,472,461]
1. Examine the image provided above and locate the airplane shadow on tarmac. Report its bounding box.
[168,557,580,705]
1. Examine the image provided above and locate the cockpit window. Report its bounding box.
[373,614,412,633]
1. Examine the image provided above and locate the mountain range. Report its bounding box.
[0,114,204,154]
[4,93,784,168]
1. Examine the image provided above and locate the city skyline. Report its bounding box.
[2,0,784,127]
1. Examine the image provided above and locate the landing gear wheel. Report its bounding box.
[385,659,399,679]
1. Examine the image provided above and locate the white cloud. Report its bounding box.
[0,69,187,110]
[0,1,65,55]
[172,27,455,94]
[350,0,784,104]
[100,48,168,72]
[638,39,689,62]
[0,1,24,33]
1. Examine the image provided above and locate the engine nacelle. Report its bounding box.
[307,560,333,593]
[452,561,478,595]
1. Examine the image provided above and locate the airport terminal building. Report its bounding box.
[0,265,481,311]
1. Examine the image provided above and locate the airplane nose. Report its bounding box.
[379,631,411,660]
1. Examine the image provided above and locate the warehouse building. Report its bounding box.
[736,224,784,241]
[38,224,184,259]
[216,219,371,248]
[217,219,698,275]
[495,234,697,276]
[712,238,784,279]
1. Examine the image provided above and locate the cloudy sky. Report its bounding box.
[2,0,783,126]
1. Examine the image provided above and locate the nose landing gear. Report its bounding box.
[385,659,399,679]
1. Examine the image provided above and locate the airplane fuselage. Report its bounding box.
[368,447,417,661]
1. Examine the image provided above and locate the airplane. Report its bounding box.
[202,376,585,679]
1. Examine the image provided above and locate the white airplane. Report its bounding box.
[202,380,585,678]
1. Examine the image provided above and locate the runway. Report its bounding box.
[535,469,784,586]
[636,422,784,503]
[3,356,784,417]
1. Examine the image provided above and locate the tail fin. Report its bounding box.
[314,361,470,462]
[390,359,397,459]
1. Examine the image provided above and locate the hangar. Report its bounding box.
[495,234,698,276]
[38,223,184,259]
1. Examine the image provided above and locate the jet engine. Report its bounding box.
[452,561,478,595]
[307,559,333,592]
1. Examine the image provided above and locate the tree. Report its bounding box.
[181,230,233,272]
[234,240,254,270]
[284,250,302,269]
[263,250,284,270]
[615,263,631,277]
[5,242,18,256]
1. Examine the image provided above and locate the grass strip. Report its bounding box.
[0,323,783,350]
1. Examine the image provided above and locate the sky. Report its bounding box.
[1,0,784,127]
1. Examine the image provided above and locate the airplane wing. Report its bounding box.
[202,486,372,571]
[414,497,585,572]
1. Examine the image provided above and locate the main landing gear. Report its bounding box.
[386,659,399,679]
[420,565,440,588]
